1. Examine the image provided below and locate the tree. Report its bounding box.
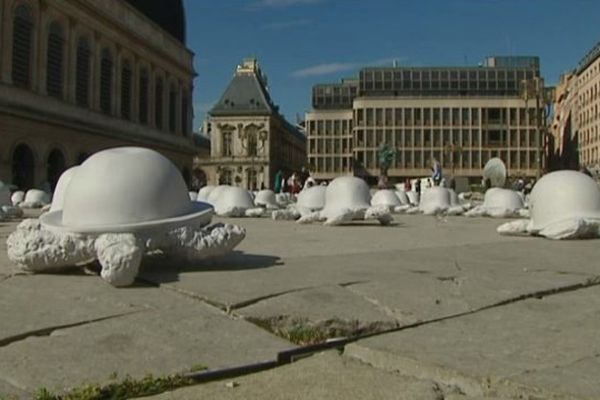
[378,143,396,188]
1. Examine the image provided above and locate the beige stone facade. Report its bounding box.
[0,0,196,190]
[577,47,600,169]
[307,57,544,183]
[195,59,306,190]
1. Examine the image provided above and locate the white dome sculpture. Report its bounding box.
[297,185,326,212]
[419,187,451,215]
[207,185,230,205]
[197,185,216,202]
[394,190,410,205]
[322,177,371,215]
[41,148,212,233]
[21,189,51,209]
[415,187,465,216]
[11,191,25,206]
[255,190,279,209]
[297,177,392,226]
[49,167,79,213]
[465,188,525,218]
[213,186,259,217]
[9,147,245,287]
[371,189,402,209]
[0,181,11,206]
[483,158,507,188]
[498,170,600,239]
[406,191,420,206]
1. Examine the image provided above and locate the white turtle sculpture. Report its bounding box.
[20,189,51,209]
[371,189,410,213]
[197,185,216,202]
[0,181,24,219]
[7,147,246,287]
[405,187,466,216]
[465,188,527,218]
[497,170,600,240]
[207,185,265,217]
[254,190,279,210]
[297,176,392,226]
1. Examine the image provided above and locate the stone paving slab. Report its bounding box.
[235,285,398,323]
[144,351,444,400]
[0,281,293,394]
[0,275,146,344]
[219,215,524,259]
[346,286,600,399]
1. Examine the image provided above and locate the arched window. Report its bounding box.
[155,77,163,129]
[99,48,113,114]
[12,144,35,190]
[168,83,177,133]
[138,68,149,124]
[120,60,132,120]
[47,148,66,191]
[181,91,189,137]
[46,21,64,98]
[75,37,91,107]
[12,4,34,88]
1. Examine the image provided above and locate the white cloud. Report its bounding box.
[291,57,406,78]
[291,62,360,78]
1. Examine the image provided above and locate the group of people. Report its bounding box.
[274,167,315,194]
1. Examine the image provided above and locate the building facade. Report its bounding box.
[307,56,545,183]
[195,59,306,190]
[576,43,600,170]
[0,0,196,191]
[549,72,579,170]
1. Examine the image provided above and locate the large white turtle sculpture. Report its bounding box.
[297,176,392,226]
[7,147,246,287]
[497,170,600,239]
[20,189,51,209]
[465,188,527,218]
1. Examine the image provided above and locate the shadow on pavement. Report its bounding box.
[138,251,282,285]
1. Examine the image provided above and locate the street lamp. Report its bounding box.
[238,123,268,190]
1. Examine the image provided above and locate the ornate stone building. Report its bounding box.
[0,0,196,191]
[307,56,545,183]
[195,58,306,190]
[576,42,600,170]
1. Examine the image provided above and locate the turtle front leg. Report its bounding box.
[95,234,143,287]
[7,219,95,272]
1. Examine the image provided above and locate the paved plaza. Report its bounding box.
[1,212,599,399]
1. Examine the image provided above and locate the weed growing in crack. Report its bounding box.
[33,374,194,400]
[247,316,399,345]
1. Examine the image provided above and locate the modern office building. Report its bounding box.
[0,0,196,190]
[307,56,544,183]
[196,58,306,190]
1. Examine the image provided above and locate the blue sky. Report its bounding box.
[184,0,600,132]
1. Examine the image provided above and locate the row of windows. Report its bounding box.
[309,150,540,174]
[308,129,540,156]
[8,2,191,136]
[306,119,353,136]
[582,146,600,165]
[353,107,538,128]
[581,126,600,146]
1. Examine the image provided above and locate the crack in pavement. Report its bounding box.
[0,309,147,348]
[229,280,372,312]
